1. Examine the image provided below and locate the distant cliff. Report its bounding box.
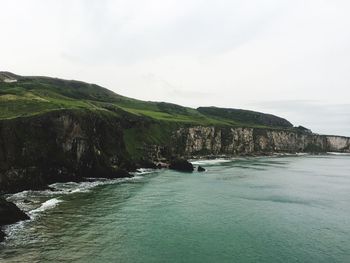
[170,126,350,157]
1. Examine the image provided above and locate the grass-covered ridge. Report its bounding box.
[0,72,293,128]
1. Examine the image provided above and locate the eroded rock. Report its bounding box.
[169,159,194,172]
[0,197,29,242]
[0,198,29,226]
[0,229,5,242]
[197,166,206,172]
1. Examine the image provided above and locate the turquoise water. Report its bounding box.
[1,155,350,262]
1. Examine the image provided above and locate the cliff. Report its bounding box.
[1,114,349,194]
[1,72,349,194]
[0,110,138,193]
[170,126,350,157]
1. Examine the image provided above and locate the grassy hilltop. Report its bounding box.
[0,72,293,129]
[3,72,345,195]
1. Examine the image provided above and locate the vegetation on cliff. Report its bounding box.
[197,107,293,128]
[4,71,348,195]
[0,71,300,165]
[0,72,293,129]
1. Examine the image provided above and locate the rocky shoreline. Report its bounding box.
[1,151,350,242]
[0,197,30,242]
[0,157,194,242]
[1,110,349,242]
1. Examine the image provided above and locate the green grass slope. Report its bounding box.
[197,107,293,128]
[0,72,293,129]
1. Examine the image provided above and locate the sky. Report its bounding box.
[1,0,350,136]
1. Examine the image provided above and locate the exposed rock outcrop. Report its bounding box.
[197,166,206,172]
[0,229,4,242]
[169,159,194,172]
[0,197,30,242]
[0,198,29,225]
[0,72,18,83]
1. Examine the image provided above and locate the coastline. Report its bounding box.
[1,151,349,243]
[0,169,154,243]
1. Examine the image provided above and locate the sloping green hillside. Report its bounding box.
[197,107,293,128]
[0,72,293,128]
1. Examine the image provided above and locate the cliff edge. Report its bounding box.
[1,72,349,194]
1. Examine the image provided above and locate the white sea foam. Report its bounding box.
[131,168,156,176]
[47,175,145,200]
[6,190,31,202]
[3,219,27,241]
[5,178,136,219]
[49,178,123,194]
[2,198,63,242]
[48,172,153,195]
[29,198,62,214]
[327,152,350,156]
[191,159,232,165]
[191,153,313,166]
[7,174,152,217]
[296,152,309,156]
[2,173,155,243]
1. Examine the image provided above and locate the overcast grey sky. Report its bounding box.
[1,0,350,135]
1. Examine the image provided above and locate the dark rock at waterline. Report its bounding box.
[0,229,5,242]
[197,166,206,172]
[93,167,131,179]
[137,159,157,169]
[47,186,58,192]
[156,162,169,169]
[0,198,29,226]
[169,159,194,172]
[107,168,132,178]
[0,197,29,242]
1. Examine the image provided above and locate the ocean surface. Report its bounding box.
[1,154,350,263]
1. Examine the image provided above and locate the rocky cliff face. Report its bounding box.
[0,110,132,193]
[325,135,350,152]
[170,126,350,157]
[1,114,349,194]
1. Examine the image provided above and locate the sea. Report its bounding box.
[1,154,350,262]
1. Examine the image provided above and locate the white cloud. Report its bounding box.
[1,0,350,135]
